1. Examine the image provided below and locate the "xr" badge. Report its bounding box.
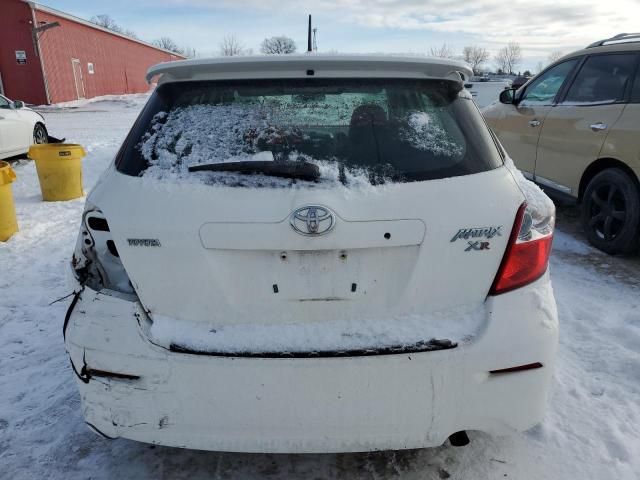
[465,241,490,252]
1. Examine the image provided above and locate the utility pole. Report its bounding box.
[307,15,312,53]
[31,21,61,57]
[312,28,317,52]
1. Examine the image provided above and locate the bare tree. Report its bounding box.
[90,15,142,39]
[260,36,297,54]
[429,43,454,59]
[535,61,545,74]
[494,50,508,74]
[90,14,123,33]
[220,35,244,56]
[506,42,522,74]
[462,45,490,74]
[152,37,196,57]
[182,46,197,58]
[153,37,182,54]
[495,42,522,75]
[548,50,564,64]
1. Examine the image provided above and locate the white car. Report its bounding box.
[65,55,558,453]
[0,94,48,159]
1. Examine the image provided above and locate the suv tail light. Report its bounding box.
[72,203,135,295]
[490,203,554,295]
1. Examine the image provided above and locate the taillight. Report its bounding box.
[71,203,134,295]
[490,203,554,295]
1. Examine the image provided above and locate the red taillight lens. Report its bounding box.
[490,203,554,295]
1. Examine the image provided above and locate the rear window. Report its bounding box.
[116,78,502,186]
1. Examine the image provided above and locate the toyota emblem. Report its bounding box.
[290,205,335,236]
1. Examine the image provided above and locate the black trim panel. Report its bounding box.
[85,369,140,380]
[490,362,543,375]
[169,338,457,358]
[85,422,116,440]
[63,288,84,342]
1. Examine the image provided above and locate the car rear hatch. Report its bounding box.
[88,75,525,354]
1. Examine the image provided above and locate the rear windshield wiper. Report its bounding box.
[188,161,320,181]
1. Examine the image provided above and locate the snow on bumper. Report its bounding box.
[64,276,558,453]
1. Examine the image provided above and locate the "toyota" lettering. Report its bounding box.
[127,238,161,247]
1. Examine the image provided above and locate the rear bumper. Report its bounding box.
[65,274,558,453]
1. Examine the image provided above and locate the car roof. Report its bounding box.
[555,41,640,64]
[146,54,474,85]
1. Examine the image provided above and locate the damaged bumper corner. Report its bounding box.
[64,277,558,454]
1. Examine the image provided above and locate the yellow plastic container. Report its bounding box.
[28,143,86,201]
[0,161,19,242]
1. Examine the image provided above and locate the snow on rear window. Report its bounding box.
[140,105,265,173]
[400,111,464,157]
[138,104,379,188]
[118,79,502,185]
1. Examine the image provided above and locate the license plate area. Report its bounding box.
[191,245,423,325]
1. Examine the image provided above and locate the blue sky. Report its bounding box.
[41,0,640,73]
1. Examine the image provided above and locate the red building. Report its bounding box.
[0,0,184,105]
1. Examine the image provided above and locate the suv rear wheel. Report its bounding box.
[581,168,640,254]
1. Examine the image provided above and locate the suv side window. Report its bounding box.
[520,59,578,106]
[563,54,636,104]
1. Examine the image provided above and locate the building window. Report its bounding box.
[87,63,95,75]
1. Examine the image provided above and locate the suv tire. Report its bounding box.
[581,168,640,254]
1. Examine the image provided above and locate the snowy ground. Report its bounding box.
[1,93,639,479]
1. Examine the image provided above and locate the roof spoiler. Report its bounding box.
[145,56,474,84]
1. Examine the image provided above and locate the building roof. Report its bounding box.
[27,2,186,59]
[146,54,474,84]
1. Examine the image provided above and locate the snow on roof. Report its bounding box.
[146,54,474,84]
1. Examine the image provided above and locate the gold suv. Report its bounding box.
[483,33,640,254]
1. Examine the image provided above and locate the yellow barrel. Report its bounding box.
[0,161,19,242]
[28,143,86,201]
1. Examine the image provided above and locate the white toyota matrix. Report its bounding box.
[65,55,558,453]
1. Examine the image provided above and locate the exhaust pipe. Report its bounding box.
[448,431,470,447]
